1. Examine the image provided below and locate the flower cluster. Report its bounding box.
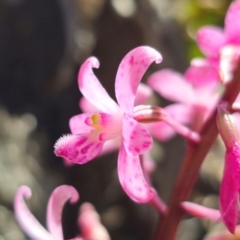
[14,185,110,240]
[13,0,240,239]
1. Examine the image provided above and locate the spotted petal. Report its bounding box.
[78,57,119,114]
[14,186,54,240]
[118,145,156,202]
[47,185,79,239]
[122,114,152,155]
[197,26,225,58]
[54,132,104,164]
[225,0,240,45]
[115,46,162,115]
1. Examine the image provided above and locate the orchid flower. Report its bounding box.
[197,0,240,83]
[78,83,154,156]
[147,66,221,140]
[216,102,240,233]
[14,185,110,240]
[54,46,162,203]
[14,185,80,240]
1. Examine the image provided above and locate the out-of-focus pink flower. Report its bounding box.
[197,0,240,83]
[78,203,110,240]
[147,67,221,139]
[216,102,240,233]
[55,46,162,203]
[14,185,79,240]
[14,185,110,240]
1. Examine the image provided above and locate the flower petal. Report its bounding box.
[14,186,53,240]
[185,58,219,88]
[118,145,156,202]
[54,132,104,164]
[122,114,152,155]
[225,0,240,45]
[79,97,99,113]
[78,203,110,240]
[47,185,79,239]
[69,113,94,134]
[219,147,240,233]
[100,137,121,155]
[147,69,194,104]
[134,83,153,106]
[196,26,225,58]
[78,57,119,114]
[115,46,162,115]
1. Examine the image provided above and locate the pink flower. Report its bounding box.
[14,185,80,240]
[197,0,240,83]
[78,203,110,240]
[147,67,221,140]
[14,185,110,240]
[54,46,162,203]
[216,102,240,233]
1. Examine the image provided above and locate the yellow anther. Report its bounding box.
[91,114,102,131]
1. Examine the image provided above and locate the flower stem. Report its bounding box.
[153,60,240,240]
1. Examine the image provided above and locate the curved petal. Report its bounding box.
[118,145,156,202]
[225,0,240,45]
[79,97,100,113]
[54,132,104,164]
[69,113,94,134]
[147,69,194,104]
[115,46,162,115]
[196,26,225,58]
[14,186,53,240]
[134,83,153,106]
[47,185,79,239]
[219,148,239,233]
[122,114,152,155]
[78,57,119,114]
[185,59,219,88]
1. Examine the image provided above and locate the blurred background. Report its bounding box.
[0,0,233,239]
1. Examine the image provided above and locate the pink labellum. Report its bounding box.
[54,132,104,164]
